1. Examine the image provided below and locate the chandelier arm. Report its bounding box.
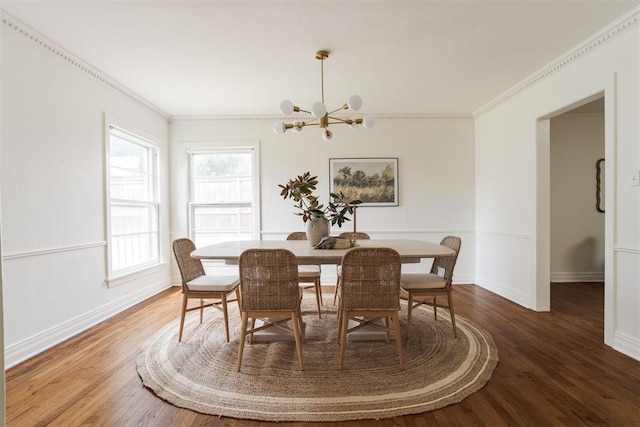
[327,105,348,115]
[290,120,321,127]
[327,116,356,124]
[296,108,312,115]
[287,119,321,127]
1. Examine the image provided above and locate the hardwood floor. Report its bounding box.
[6,283,640,426]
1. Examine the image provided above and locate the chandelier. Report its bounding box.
[273,50,375,141]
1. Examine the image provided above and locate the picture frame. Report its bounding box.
[329,157,398,206]
[596,158,605,213]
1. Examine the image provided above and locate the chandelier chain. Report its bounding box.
[320,56,325,104]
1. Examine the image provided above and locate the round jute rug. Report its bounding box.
[137,296,498,422]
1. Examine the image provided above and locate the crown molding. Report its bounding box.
[1,11,170,119]
[473,6,640,117]
[170,113,472,122]
[368,113,472,120]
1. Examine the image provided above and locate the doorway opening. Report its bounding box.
[536,91,610,341]
[549,98,605,331]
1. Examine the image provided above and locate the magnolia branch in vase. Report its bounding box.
[278,172,362,244]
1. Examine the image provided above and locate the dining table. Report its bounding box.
[190,238,455,264]
[190,238,456,342]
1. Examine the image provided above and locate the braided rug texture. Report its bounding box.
[137,296,498,422]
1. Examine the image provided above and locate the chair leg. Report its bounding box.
[392,311,404,369]
[447,291,457,338]
[336,307,343,343]
[339,310,350,370]
[249,318,256,344]
[433,296,438,320]
[406,292,413,338]
[314,278,322,319]
[237,312,249,372]
[199,298,205,324]
[296,309,305,343]
[178,294,189,342]
[235,288,242,313]
[333,276,341,305]
[221,294,230,342]
[316,277,323,304]
[291,312,304,370]
[384,317,391,343]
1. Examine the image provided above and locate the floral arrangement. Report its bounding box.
[278,172,361,227]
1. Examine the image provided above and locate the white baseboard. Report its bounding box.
[4,281,172,369]
[551,271,604,283]
[612,331,640,362]
[474,279,531,308]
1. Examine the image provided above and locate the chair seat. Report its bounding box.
[186,275,239,292]
[400,273,447,290]
[173,238,241,343]
[297,265,321,277]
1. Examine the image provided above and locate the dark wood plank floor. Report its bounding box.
[6,283,640,426]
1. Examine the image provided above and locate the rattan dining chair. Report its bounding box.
[237,248,304,372]
[400,236,461,338]
[172,238,240,343]
[287,232,323,318]
[337,247,403,370]
[333,231,370,305]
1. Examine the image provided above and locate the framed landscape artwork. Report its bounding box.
[329,158,398,206]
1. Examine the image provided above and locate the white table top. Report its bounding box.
[191,239,454,265]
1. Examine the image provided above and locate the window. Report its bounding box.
[188,148,257,247]
[108,124,160,276]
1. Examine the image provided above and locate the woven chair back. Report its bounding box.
[239,249,300,311]
[286,232,308,240]
[337,231,371,240]
[173,238,205,290]
[430,236,462,288]
[340,247,401,310]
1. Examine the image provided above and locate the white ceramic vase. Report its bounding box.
[305,217,330,246]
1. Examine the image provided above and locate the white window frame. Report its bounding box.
[106,119,161,282]
[185,143,260,247]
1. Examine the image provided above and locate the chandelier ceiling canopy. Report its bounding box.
[273,50,374,141]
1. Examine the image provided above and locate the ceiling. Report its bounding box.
[2,1,637,117]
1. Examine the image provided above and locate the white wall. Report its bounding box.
[550,112,605,282]
[475,10,639,360]
[0,25,6,419]
[1,18,172,367]
[170,116,476,284]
